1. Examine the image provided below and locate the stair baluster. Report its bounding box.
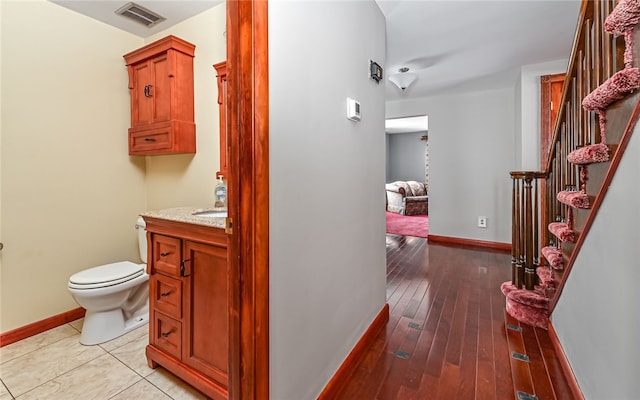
[503,0,639,329]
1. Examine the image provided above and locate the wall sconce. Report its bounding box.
[388,67,417,92]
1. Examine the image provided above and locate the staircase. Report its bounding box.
[503,0,640,330]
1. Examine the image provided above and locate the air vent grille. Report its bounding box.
[116,2,166,28]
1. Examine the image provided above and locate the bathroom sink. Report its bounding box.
[192,210,227,218]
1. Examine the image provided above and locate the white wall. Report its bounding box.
[552,127,640,400]
[387,88,515,244]
[269,1,387,399]
[387,132,427,183]
[518,59,568,170]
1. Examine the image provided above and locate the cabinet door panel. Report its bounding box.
[132,61,154,127]
[183,240,229,386]
[152,53,171,123]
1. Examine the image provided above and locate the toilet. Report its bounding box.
[68,216,149,345]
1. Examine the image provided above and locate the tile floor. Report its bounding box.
[0,319,207,399]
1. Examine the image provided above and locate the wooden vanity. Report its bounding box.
[141,208,229,400]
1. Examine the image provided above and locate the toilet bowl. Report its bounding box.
[68,217,149,345]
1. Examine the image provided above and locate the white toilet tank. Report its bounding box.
[136,217,147,263]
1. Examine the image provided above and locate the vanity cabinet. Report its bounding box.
[144,217,229,400]
[213,61,227,178]
[124,36,196,156]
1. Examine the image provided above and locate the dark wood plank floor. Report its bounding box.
[335,234,575,400]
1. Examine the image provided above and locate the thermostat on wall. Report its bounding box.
[346,97,361,122]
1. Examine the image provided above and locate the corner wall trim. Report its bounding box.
[428,235,511,252]
[548,321,585,400]
[317,303,390,399]
[0,307,85,347]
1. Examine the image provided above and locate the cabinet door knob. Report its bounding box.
[160,291,171,297]
[161,330,172,338]
[144,84,153,98]
[160,252,170,257]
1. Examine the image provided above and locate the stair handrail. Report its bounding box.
[509,0,623,298]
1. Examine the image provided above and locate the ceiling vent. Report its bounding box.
[115,2,166,28]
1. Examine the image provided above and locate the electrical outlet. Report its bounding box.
[478,216,487,228]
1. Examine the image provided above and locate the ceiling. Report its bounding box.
[50,1,223,38]
[50,0,581,103]
[379,0,581,101]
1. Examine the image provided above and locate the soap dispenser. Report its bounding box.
[215,175,227,208]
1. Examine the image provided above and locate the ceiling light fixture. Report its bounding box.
[388,67,417,92]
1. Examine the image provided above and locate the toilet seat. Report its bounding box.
[69,261,145,290]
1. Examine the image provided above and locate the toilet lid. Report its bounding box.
[69,261,145,287]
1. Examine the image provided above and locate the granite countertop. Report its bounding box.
[140,206,227,229]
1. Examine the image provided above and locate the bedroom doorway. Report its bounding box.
[385,115,429,238]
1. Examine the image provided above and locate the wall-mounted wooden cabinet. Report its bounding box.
[213,61,227,178]
[144,217,229,400]
[124,36,196,156]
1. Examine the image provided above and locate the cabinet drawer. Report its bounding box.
[151,274,182,319]
[153,312,182,360]
[129,127,172,155]
[152,234,181,276]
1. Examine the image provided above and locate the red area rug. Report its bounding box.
[386,211,428,238]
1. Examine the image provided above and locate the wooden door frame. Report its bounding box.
[226,1,269,399]
[539,73,564,255]
[540,73,565,167]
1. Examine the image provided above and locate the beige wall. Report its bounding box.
[0,1,226,332]
[144,5,226,210]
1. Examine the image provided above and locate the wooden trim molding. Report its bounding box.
[0,307,85,347]
[317,304,390,399]
[548,321,585,400]
[540,73,565,168]
[226,0,270,398]
[428,235,511,252]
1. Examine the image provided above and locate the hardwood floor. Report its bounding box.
[335,234,575,400]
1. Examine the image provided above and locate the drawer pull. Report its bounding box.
[144,137,156,142]
[160,291,171,297]
[160,252,170,257]
[161,330,172,338]
[180,259,191,277]
[144,84,153,98]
